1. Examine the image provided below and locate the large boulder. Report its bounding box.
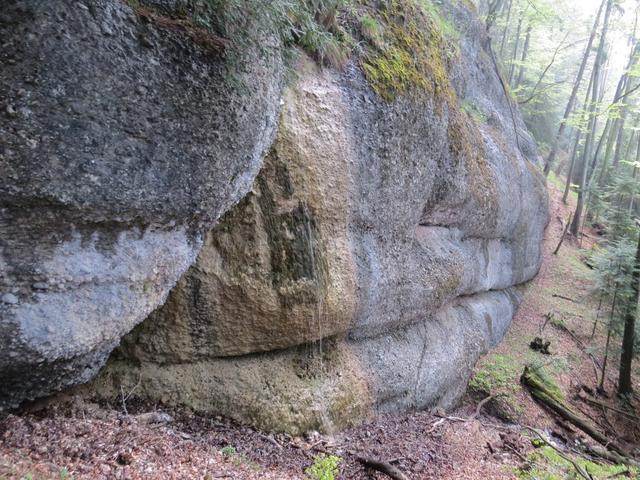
[91,3,549,433]
[0,0,284,410]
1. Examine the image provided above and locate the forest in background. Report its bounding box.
[479,0,640,401]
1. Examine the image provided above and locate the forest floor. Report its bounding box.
[1,182,639,479]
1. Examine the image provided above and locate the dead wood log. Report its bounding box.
[355,456,410,480]
[524,427,593,480]
[583,444,640,469]
[521,366,630,457]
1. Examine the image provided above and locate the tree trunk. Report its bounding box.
[630,133,640,213]
[600,281,619,392]
[570,0,614,237]
[544,0,607,176]
[486,0,505,32]
[595,116,622,187]
[563,129,581,204]
[591,293,605,338]
[587,117,613,185]
[500,0,513,56]
[522,366,630,456]
[515,23,532,88]
[618,231,640,396]
[509,16,523,85]
[611,43,640,170]
[597,37,640,186]
[563,66,597,204]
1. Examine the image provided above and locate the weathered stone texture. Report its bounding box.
[0,0,284,410]
[96,2,548,431]
[1,0,549,432]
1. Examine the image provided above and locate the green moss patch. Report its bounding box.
[360,0,457,102]
[468,354,525,421]
[521,364,564,402]
[469,354,520,394]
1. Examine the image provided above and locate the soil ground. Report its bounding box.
[1,182,639,479]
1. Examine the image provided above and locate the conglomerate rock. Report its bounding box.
[0,0,284,410]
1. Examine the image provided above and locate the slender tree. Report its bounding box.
[563,64,596,204]
[563,129,582,203]
[611,43,640,170]
[570,0,614,236]
[515,23,533,88]
[544,0,606,176]
[509,14,524,84]
[500,0,513,56]
[618,227,640,397]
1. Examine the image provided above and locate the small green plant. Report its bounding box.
[59,468,70,480]
[468,354,524,421]
[220,445,236,456]
[359,15,384,48]
[419,0,460,41]
[547,313,566,330]
[461,99,487,124]
[305,454,342,480]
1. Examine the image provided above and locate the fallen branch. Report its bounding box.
[426,418,446,434]
[259,432,283,450]
[551,320,602,383]
[553,213,573,255]
[312,443,411,480]
[521,366,629,457]
[504,443,530,464]
[434,395,501,425]
[356,456,410,480]
[552,294,579,303]
[577,394,639,422]
[119,374,142,416]
[433,412,468,423]
[604,469,631,479]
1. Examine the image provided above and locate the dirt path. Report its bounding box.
[1,183,638,480]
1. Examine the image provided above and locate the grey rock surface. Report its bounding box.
[0,0,284,410]
[91,3,549,433]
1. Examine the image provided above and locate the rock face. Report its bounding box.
[91,4,549,433]
[0,0,284,410]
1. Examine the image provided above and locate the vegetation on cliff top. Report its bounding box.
[129,0,463,102]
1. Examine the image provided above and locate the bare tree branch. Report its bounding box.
[517,31,570,104]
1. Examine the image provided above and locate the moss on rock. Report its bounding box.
[361,0,456,102]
